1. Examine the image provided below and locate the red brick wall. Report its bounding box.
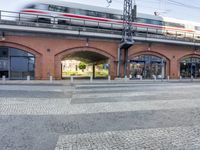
[1,35,199,79]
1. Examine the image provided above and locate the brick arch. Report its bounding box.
[128,50,170,78]
[0,41,42,79]
[129,50,170,61]
[0,41,42,56]
[178,54,200,62]
[54,46,116,79]
[55,46,115,60]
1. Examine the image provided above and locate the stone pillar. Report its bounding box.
[34,54,42,80]
[170,56,178,79]
[54,56,62,80]
[42,48,55,80]
[108,59,116,80]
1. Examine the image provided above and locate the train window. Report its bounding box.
[137,18,163,26]
[48,5,66,13]
[136,18,146,23]
[86,10,96,17]
[136,18,163,25]
[151,20,163,26]
[36,4,48,10]
[55,6,65,12]
[145,19,152,24]
[195,26,200,31]
[63,7,69,13]
[101,13,108,18]
[107,13,118,19]
[76,9,87,16]
[25,4,36,9]
[96,12,102,17]
[111,14,122,20]
[165,22,185,28]
[68,8,76,14]
[48,5,56,11]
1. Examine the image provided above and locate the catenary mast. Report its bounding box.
[107,0,136,77]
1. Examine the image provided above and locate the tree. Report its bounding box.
[78,62,86,72]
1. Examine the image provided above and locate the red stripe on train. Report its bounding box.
[60,13,111,22]
[21,10,48,14]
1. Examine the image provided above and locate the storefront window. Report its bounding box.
[130,55,166,79]
[0,47,35,79]
[180,57,200,78]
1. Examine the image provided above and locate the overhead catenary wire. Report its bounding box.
[105,0,200,21]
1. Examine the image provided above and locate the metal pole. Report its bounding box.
[92,64,95,79]
[124,48,128,77]
[117,47,121,77]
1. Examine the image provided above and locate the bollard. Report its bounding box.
[129,74,132,79]
[191,76,194,81]
[70,76,74,84]
[27,75,30,81]
[179,76,182,80]
[49,76,53,83]
[161,76,164,82]
[108,75,111,82]
[140,75,143,80]
[124,75,128,82]
[2,75,6,83]
[153,75,156,81]
[90,76,93,83]
[167,76,170,81]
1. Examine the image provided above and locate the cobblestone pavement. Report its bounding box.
[1,82,200,150]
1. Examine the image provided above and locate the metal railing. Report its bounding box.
[0,10,200,43]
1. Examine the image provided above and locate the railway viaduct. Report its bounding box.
[0,17,200,80]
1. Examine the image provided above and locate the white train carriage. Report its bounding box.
[19,0,123,29]
[18,0,200,40]
[194,24,200,39]
[19,0,166,34]
[162,17,195,38]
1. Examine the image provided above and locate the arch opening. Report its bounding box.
[180,57,200,78]
[0,46,35,80]
[129,54,166,79]
[61,51,109,79]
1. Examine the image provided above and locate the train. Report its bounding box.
[18,0,200,39]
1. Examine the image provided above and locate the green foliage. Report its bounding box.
[95,69,108,77]
[78,62,86,71]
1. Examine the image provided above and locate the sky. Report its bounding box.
[0,0,200,22]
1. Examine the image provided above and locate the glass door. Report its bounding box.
[0,47,9,78]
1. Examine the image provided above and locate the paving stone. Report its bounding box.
[0,82,200,150]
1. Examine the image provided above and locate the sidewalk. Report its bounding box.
[0,78,200,85]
